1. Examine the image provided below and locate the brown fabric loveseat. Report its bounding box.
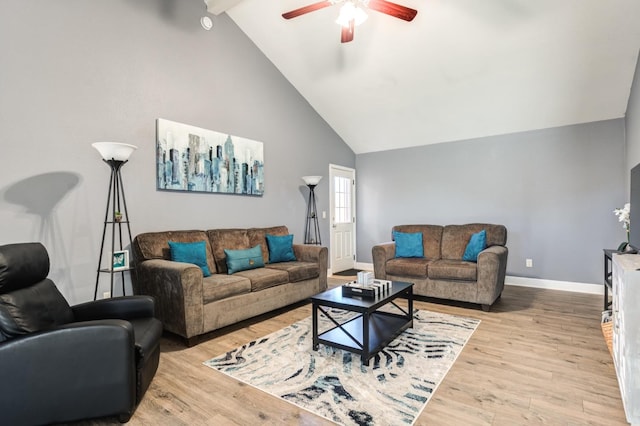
[132,226,327,344]
[372,223,508,311]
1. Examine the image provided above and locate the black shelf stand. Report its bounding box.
[94,159,134,300]
[304,183,321,245]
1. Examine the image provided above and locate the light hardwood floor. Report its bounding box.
[79,278,626,425]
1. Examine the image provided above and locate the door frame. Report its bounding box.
[329,164,356,274]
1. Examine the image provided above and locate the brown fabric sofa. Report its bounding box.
[372,224,508,311]
[132,226,327,344]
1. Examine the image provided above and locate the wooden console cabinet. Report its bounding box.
[611,253,640,425]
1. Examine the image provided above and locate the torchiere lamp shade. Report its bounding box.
[92,142,138,162]
[302,175,322,186]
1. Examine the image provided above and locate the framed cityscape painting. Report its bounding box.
[156,118,264,196]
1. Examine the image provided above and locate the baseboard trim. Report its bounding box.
[355,262,373,271]
[352,262,603,295]
[505,276,603,295]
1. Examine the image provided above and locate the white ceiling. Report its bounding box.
[207,0,640,154]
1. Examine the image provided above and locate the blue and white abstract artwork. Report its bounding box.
[156,118,264,196]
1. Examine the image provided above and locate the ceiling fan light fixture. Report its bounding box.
[335,1,368,28]
[200,16,213,30]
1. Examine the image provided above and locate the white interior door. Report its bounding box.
[330,165,356,273]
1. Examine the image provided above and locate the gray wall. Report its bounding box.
[356,119,626,285]
[0,1,354,304]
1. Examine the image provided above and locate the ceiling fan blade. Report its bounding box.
[282,1,333,19]
[341,19,355,43]
[367,0,418,21]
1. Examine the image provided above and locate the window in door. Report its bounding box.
[334,176,352,224]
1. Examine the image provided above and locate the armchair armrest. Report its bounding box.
[72,295,155,321]
[0,320,136,425]
[134,259,204,339]
[372,242,396,279]
[476,245,509,305]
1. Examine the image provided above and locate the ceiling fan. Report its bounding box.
[282,0,418,43]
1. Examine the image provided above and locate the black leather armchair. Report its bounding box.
[0,242,162,425]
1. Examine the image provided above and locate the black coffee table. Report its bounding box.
[311,281,414,365]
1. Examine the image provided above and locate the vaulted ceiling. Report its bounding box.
[206,0,640,154]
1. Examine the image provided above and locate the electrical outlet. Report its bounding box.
[526,259,533,268]
[103,291,111,299]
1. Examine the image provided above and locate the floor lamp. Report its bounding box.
[92,142,137,300]
[302,175,322,245]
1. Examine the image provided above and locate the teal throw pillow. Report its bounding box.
[462,230,487,262]
[168,240,211,277]
[266,234,296,263]
[393,231,424,258]
[224,245,265,274]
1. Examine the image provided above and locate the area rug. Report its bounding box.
[204,309,479,425]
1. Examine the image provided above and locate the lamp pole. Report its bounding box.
[92,142,137,300]
[302,176,322,245]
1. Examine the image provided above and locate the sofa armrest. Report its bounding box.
[372,242,395,279]
[0,320,136,425]
[293,244,328,291]
[72,295,155,321]
[476,245,509,305]
[293,244,322,262]
[134,259,204,339]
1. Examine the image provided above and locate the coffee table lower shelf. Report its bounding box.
[316,311,412,363]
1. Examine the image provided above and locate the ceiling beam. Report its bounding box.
[204,0,244,15]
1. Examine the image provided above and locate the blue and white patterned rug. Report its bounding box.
[204,309,479,425]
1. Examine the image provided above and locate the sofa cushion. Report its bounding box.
[168,240,212,277]
[235,268,289,292]
[266,234,296,263]
[428,260,477,281]
[393,231,424,258]
[392,225,443,260]
[265,261,319,283]
[441,224,507,260]
[202,274,251,304]
[386,257,430,277]
[462,230,487,262]
[134,230,216,274]
[207,229,250,274]
[248,226,290,264]
[224,245,265,274]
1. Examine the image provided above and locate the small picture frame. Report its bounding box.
[112,250,129,271]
